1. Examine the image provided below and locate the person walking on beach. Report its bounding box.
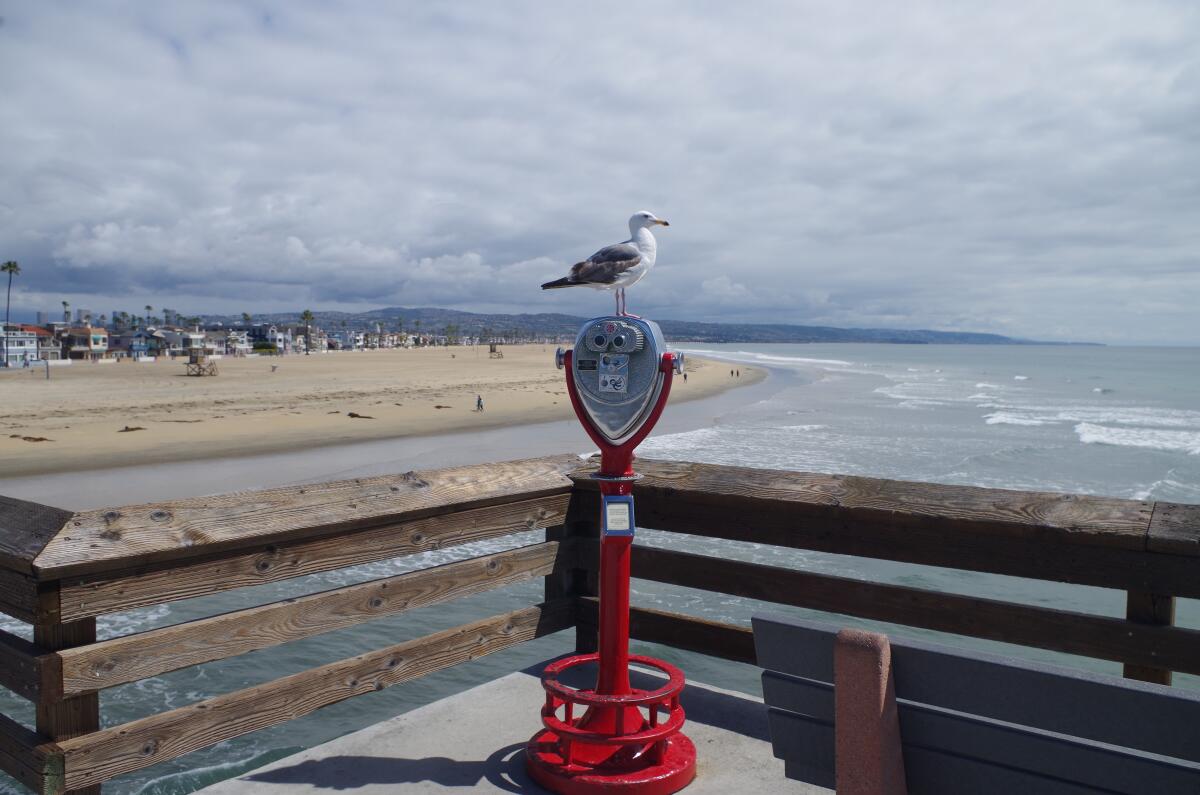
[476,394,484,412]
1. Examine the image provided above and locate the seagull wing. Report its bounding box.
[569,242,641,284]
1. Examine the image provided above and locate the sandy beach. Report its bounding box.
[0,346,763,477]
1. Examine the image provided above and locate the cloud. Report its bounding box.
[1,2,1198,342]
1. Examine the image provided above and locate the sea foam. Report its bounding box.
[1075,423,1200,455]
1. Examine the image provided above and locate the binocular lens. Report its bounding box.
[612,334,626,348]
[593,334,608,348]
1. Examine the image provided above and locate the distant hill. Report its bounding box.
[209,306,1095,346]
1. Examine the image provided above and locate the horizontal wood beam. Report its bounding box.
[1147,502,1200,556]
[0,712,61,794]
[55,541,566,697]
[0,628,43,702]
[578,597,756,665]
[592,544,1200,677]
[573,459,1200,598]
[35,454,580,579]
[0,568,37,623]
[57,493,569,620]
[55,600,574,791]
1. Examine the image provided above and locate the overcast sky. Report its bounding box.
[1,2,1197,344]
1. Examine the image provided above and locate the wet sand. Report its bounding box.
[0,346,763,478]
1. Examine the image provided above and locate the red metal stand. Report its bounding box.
[527,351,696,795]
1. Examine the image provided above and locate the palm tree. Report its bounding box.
[241,312,252,328]
[144,305,153,327]
[301,309,314,355]
[1,261,19,366]
[62,300,70,324]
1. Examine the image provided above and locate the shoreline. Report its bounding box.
[0,346,766,481]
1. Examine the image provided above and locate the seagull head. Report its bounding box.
[629,211,669,234]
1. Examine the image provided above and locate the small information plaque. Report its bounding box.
[601,494,635,537]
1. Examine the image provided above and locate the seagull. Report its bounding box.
[541,211,669,317]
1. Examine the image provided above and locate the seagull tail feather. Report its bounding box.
[541,277,575,290]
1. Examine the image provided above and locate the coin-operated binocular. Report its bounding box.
[558,316,683,474]
[527,316,696,795]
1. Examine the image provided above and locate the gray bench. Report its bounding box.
[753,614,1200,795]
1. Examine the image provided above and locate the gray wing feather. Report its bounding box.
[569,242,641,284]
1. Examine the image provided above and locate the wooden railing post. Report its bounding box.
[35,583,100,795]
[1122,590,1175,685]
[546,490,600,654]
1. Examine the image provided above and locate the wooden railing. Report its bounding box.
[0,454,1196,793]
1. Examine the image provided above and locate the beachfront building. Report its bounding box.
[203,331,228,356]
[331,330,365,350]
[224,329,252,356]
[65,326,109,360]
[1,325,40,366]
[159,329,206,357]
[20,324,62,361]
[249,324,294,354]
[109,329,160,359]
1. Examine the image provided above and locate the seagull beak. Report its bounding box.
[655,219,670,226]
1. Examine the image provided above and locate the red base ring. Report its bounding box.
[525,654,697,795]
[527,730,696,795]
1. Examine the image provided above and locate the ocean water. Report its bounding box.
[1,344,1197,794]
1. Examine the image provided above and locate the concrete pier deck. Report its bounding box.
[198,661,828,794]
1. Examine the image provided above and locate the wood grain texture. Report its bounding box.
[589,544,1200,676]
[55,601,573,791]
[1146,502,1200,556]
[577,597,756,664]
[57,541,564,697]
[35,454,579,579]
[57,493,569,621]
[576,460,1200,597]
[0,567,37,623]
[1122,591,1176,685]
[0,495,73,575]
[35,598,99,795]
[0,712,60,794]
[574,458,1154,549]
[0,628,41,702]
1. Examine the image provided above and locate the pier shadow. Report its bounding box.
[243,742,543,792]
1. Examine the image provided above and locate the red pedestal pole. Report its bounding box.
[526,351,696,795]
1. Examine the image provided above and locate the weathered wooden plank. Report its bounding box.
[605,544,1200,676]
[0,712,61,794]
[35,589,99,795]
[35,454,580,579]
[55,601,573,791]
[0,567,37,623]
[0,628,41,702]
[577,597,756,664]
[574,458,1154,548]
[1122,590,1176,685]
[1147,502,1200,556]
[0,495,72,575]
[57,542,563,697]
[57,493,569,621]
[577,460,1200,598]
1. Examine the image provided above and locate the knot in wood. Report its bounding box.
[386,656,400,668]
[142,740,159,755]
[149,510,171,523]
[411,533,426,545]
[103,510,121,523]
[369,596,384,609]
[255,559,272,573]
[486,559,500,572]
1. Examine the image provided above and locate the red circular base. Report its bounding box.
[526,729,696,795]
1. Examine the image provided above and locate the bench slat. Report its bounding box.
[753,614,1200,763]
[768,705,1200,795]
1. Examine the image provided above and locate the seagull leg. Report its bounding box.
[615,290,622,316]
